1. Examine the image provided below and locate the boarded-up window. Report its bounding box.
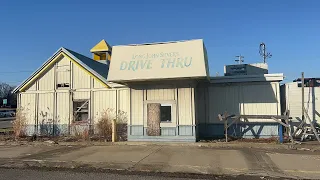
[73,100,89,121]
[147,103,161,136]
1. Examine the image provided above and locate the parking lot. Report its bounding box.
[0,108,15,131]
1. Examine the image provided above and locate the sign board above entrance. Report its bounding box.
[107,39,209,82]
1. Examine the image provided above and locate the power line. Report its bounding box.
[0,70,33,74]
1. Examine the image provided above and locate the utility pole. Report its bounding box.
[302,72,305,123]
[235,55,244,64]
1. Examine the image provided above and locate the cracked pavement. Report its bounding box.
[0,143,319,179]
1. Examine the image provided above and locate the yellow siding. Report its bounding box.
[38,67,54,91]
[146,88,175,100]
[57,56,70,66]
[178,88,193,125]
[57,56,71,86]
[93,90,117,123]
[90,40,111,52]
[38,93,54,124]
[57,71,70,86]
[56,92,70,125]
[20,93,36,125]
[72,63,91,89]
[93,79,106,89]
[93,54,100,61]
[118,89,130,121]
[73,91,90,100]
[24,83,37,92]
[131,89,144,125]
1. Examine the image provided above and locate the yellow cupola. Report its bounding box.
[90,39,112,61]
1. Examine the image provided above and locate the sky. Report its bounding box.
[0,0,319,85]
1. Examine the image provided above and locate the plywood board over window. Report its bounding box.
[144,100,177,128]
[147,103,161,136]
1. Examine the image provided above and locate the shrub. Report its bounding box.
[96,109,113,141]
[96,109,128,141]
[82,128,89,141]
[70,119,90,141]
[12,108,27,138]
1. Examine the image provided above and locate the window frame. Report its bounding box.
[144,100,176,128]
[73,99,90,122]
[160,103,172,123]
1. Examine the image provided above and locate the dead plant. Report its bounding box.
[12,108,27,139]
[96,109,128,141]
[96,109,113,141]
[82,128,89,141]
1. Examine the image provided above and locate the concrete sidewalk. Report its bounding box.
[0,143,319,179]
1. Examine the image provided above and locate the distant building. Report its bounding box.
[281,78,320,125]
[224,63,268,76]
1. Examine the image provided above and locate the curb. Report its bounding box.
[0,159,298,180]
[0,140,319,152]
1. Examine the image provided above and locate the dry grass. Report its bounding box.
[96,109,128,141]
[96,109,113,141]
[12,108,27,138]
[69,120,90,141]
[82,128,89,141]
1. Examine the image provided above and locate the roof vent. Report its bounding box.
[90,40,112,61]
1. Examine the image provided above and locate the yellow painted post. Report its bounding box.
[112,119,117,142]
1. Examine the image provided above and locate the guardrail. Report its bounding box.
[0,117,15,129]
[0,117,15,121]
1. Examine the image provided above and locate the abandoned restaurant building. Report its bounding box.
[13,39,284,141]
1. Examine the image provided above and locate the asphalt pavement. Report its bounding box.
[0,168,284,180]
[0,142,319,179]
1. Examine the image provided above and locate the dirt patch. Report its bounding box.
[0,126,128,144]
[199,137,279,143]
[0,166,294,180]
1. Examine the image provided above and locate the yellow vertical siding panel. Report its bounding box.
[131,89,144,125]
[38,93,54,124]
[20,93,36,125]
[72,62,91,89]
[56,92,69,125]
[56,57,71,86]
[73,91,90,100]
[93,79,106,89]
[146,89,175,100]
[25,83,37,92]
[93,90,117,124]
[38,67,54,91]
[178,88,192,125]
[118,89,130,123]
